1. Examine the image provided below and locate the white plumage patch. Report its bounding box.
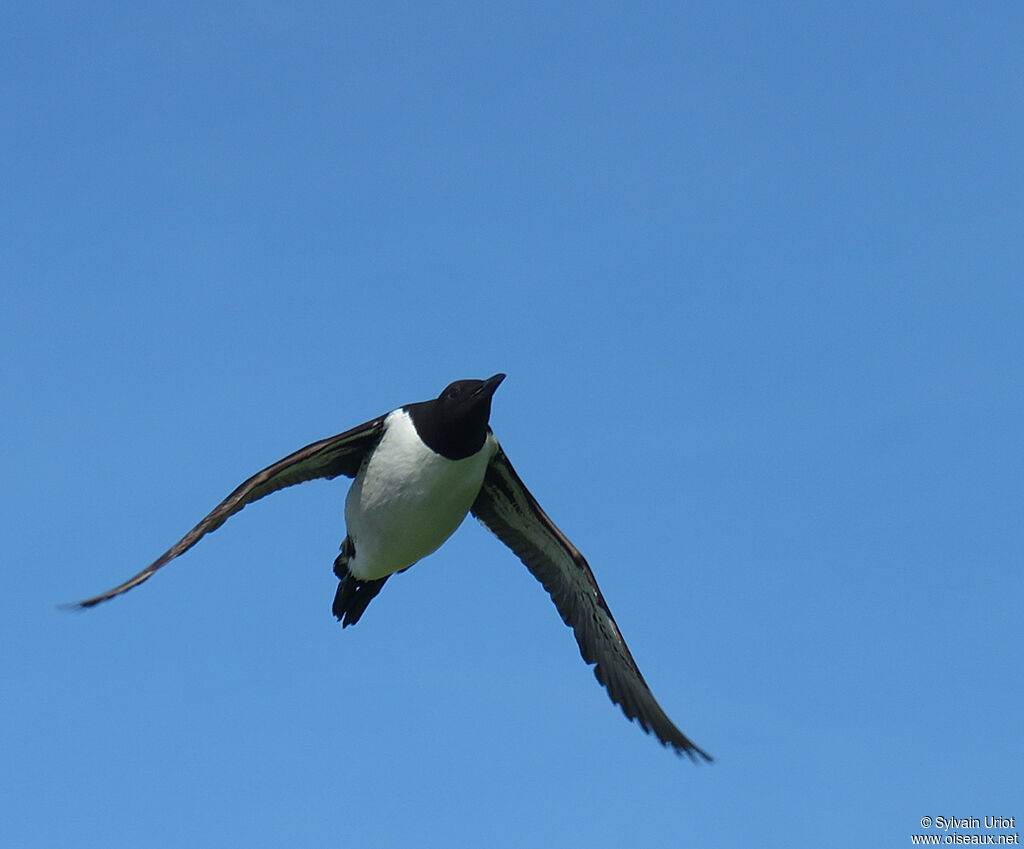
[344,409,496,581]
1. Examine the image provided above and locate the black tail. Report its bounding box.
[332,537,388,627]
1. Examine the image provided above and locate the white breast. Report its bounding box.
[344,409,496,581]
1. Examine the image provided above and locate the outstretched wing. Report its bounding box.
[471,446,711,761]
[68,415,387,609]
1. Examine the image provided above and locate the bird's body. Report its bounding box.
[70,374,711,761]
[344,408,496,581]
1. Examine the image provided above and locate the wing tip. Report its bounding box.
[674,739,714,763]
[647,719,713,763]
[56,601,87,613]
[57,593,114,611]
[59,570,156,612]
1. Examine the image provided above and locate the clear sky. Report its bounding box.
[3,3,1021,847]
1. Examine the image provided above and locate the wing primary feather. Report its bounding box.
[471,447,712,762]
[63,415,386,609]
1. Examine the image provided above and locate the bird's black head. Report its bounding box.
[406,373,506,460]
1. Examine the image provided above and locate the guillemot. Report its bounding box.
[70,374,711,760]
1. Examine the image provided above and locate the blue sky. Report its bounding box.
[3,2,1021,846]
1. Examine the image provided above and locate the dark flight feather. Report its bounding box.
[472,448,711,761]
[67,416,386,608]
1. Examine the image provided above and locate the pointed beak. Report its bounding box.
[475,373,506,398]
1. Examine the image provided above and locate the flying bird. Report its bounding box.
[71,374,711,760]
